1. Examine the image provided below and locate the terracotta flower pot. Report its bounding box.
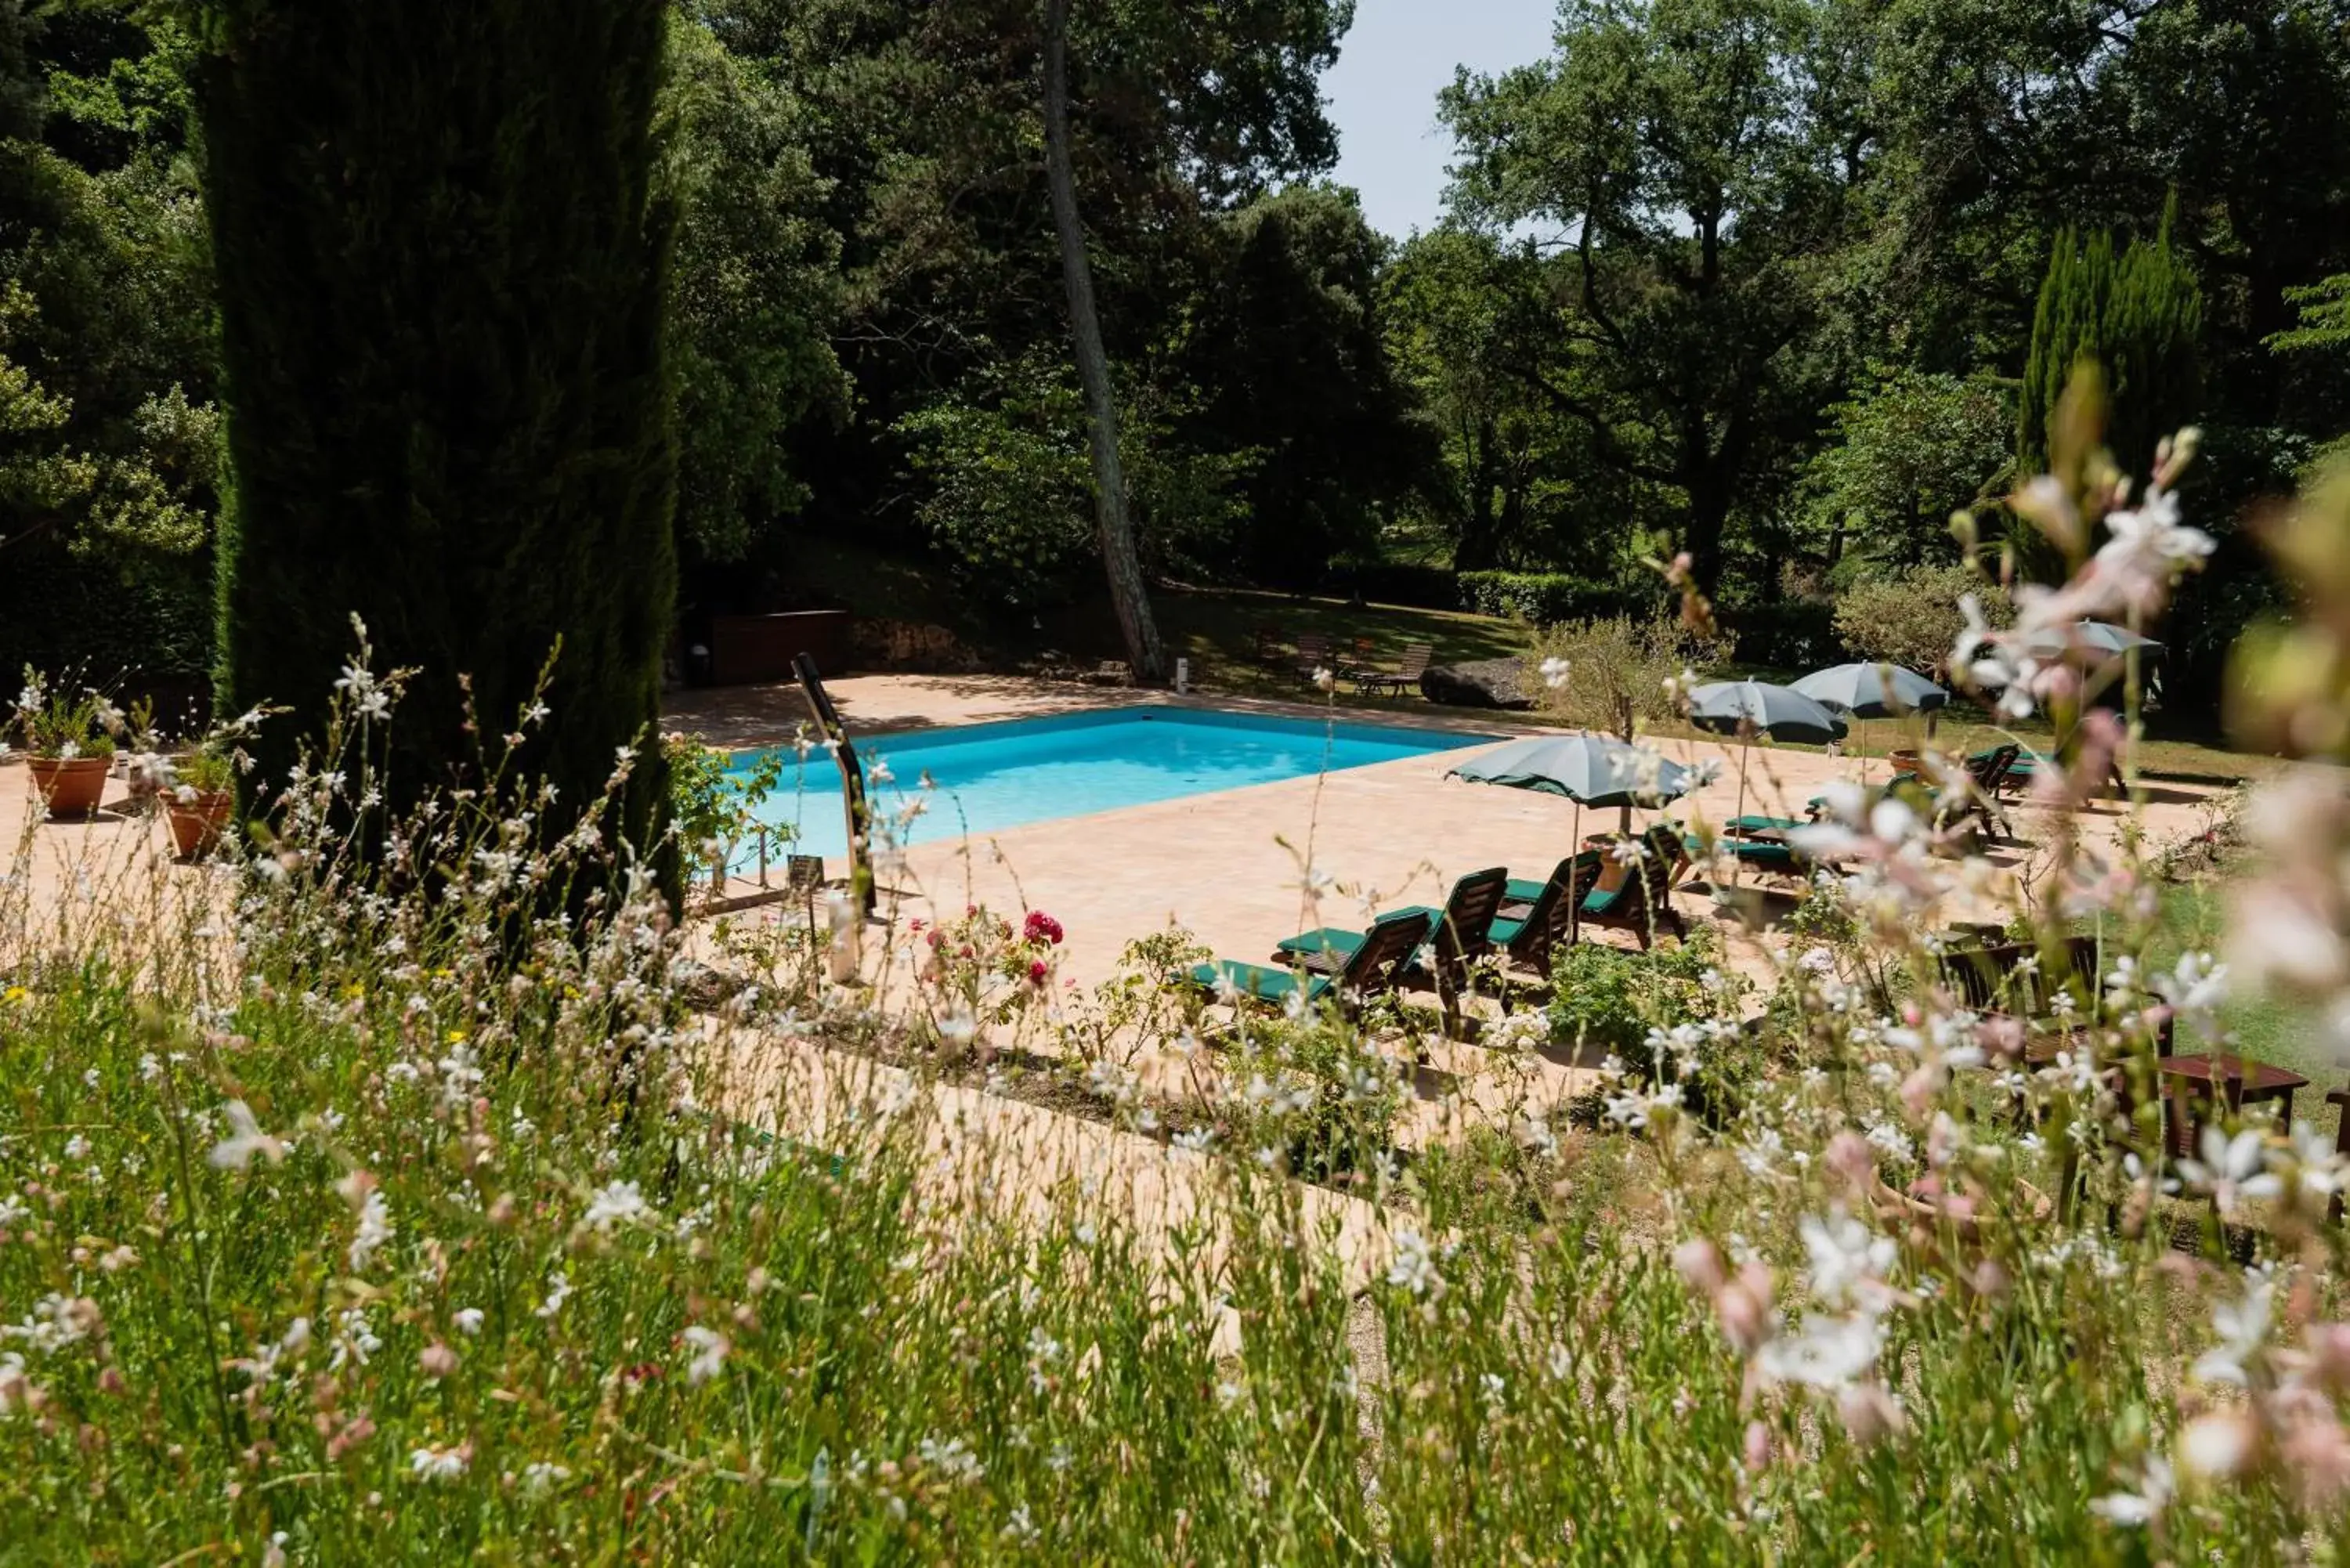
[165,789,235,859]
[25,755,110,818]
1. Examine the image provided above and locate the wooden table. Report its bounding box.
[2156,1054,2310,1153]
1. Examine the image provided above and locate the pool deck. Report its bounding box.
[679,674,2234,1143]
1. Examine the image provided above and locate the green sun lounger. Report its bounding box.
[1725,814,1811,836]
[1189,907,1433,1015]
[1273,869,1509,1023]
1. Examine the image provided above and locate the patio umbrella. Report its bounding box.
[1448,735,1694,940]
[2016,621,2164,659]
[1684,682,1846,890]
[1789,663,1950,719]
[1685,681,1849,746]
[1791,663,1950,781]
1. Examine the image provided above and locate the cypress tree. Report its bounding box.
[2104,204,2204,474]
[191,2,678,862]
[2019,214,2202,478]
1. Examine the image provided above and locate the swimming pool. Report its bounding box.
[727,706,1494,862]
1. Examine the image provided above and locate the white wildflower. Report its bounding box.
[409,1443,469,1483]
[207,1100,288,1171]
[347,1191,393,1273]
[581,1179,654,1234]
[1386,1227,1444,1299]
[682,1324,730,1386]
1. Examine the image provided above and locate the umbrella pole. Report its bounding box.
[1570,800,1582,945]
[1734,736,1755,892]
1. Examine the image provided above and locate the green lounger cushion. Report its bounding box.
[1582,885,1628,916]
[1506,878,1548,905]
[1727,815,1809,835]
[1188,960,1330,1005]
[1488,913,1528,945]
[1722,840,1799,868]
[1275,905,1449,959]
[1273,926,1366,960]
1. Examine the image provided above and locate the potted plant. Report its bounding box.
[12,675,116,818]
[164,748,237,859]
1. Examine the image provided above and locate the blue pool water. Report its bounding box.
[728,706,1492,862]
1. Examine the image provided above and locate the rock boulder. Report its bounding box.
[1419,658,1535,710]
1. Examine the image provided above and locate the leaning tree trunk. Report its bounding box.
[1042,0,1166,684]
[193,0,678,877]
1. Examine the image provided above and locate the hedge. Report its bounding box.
[1459,571,1634,626]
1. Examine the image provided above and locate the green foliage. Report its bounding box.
[2272,273,2350,356]
[662,12,845,566]
[2020,220,2204,477]
[174,740,232,793]
[1441,0,1862,592]
[1382,229,1568,573]
[195,0,679,857]
[663,735,787,893]
[1457,570,1618,627]
[899,353,1251,612]
[1803,370,2011,568]
[1546,929,1756,1121]
[1182,186,1430,588]
[9,667,117,758]
[0,8,222,682]
[1832,564,2012,676]
[1530,614,1717,740]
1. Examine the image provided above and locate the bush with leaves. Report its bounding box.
[1526,613,1717,740]
[1547,929,1755,1125]
[1831,564,2012,677]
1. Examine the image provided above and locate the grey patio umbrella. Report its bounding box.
[1791,663,1950,781]
[1789,663,1950,719]
[1686,680,1849,746]
[1449,734,1694,939]
[2017,621,2164,659]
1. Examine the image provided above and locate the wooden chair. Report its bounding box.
[1252,624,1288,668]
[1492,853,1607,1000]
[1576,827,1688,949]
[1932,744,2018,838]
[1357,641,1432,698]
[1292,631,1332,685]
[1940,934,2113,1064]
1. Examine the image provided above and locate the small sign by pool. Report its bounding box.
[728,706,1495,862]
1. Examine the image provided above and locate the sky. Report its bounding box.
[1322,0,1562,240]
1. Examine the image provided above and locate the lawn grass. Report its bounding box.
[2149,869,2336,1130]
[1153,583,1533,703]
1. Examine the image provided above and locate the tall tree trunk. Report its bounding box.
[1452,415,1502,571]
[1684,467,1731,595]
[1042,0,1165,682]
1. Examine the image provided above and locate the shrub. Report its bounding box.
[1831,564,2012,676]
[663,734,788,894]
[1526,614,1718,739]
[1718,599,1843,670]
[1548,930,1757,1124]
[1459,570,1624,625]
